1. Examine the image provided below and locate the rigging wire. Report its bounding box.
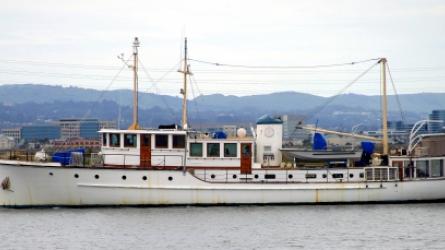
[387,63,406,123]
[138,59,182,121]
[189,58,381,69]
[287,61,381,140]
[189,74,203,130]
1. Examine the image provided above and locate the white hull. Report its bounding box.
[2,163,445,206]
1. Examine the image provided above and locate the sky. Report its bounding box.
[1,0,445,97]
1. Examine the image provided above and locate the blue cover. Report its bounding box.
[313,132,327,150]
[361,141,374,154]
[52,148,85,166]
[212,131,227,139]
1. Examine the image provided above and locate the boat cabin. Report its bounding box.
[99,129,256,172]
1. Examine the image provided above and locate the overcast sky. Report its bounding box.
[1,0,444,97]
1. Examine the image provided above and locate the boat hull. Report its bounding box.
[1,163,445,206]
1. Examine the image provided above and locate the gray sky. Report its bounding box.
[1,0,444,97]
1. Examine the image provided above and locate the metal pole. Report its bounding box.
[181,38,189,129]
[380,58,389,155]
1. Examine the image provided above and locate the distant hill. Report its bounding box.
[0,84,444,129]
[1,84,445,113]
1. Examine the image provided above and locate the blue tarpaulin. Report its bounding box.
[212,131,227,139]
[313,132,327,150]
[52,148,85,166]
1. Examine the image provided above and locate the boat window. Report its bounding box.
[155,134,168,148]
[110,133,120,147]
[224,143,237,157]
[332,173,344,178]
[264,174,276,179]
[207,143,220,157]
[305,173,317,179]
[124,134,137,148]
[102,134,107,146]
[431,160,443,177]
[190,143,203,157]
[173,135,185,148]
[416,160,429,178]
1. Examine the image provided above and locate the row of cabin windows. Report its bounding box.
[103,133,185,149]
[190,142,237,158]
[402,159,444,178]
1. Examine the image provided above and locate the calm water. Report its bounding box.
[0,203,444,250]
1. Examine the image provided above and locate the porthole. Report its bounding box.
[74,174,79,178]
[142,176,147,181]
[49,172,53,176]
[95,174,99,179]
[322,174,327,178]
[232,174,237,179]
[254,174,259,179]
[210,174,215,179]
[349,173,354,178]
[359,173,364,178]
[122,175,127,180]
[288,174,293,179]
[168,176,173,181]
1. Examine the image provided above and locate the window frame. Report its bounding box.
[110,133,121,147]
[155,134,169,149]
[223,143,237,157]
[172,135,186,149]
[207,143,220,157]
[123,133,137,148]
[190,143,203,157]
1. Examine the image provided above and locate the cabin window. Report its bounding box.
[190,143,203,157]
[110,133,120,147]
[416,160,429,178]
[207,143,220,157]
[431,160,443,177]
[264,174,276,179]
[305,173,317,179]
[173,135,185,148]
[124,134,137,148]
[224,143,237,157]
[332,173,344,179]
[102,134,108,146]
[155,134,168,148]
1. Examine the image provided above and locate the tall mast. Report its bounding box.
[380,58,389,155]
[180,37,191,129]
[128,37,140,130]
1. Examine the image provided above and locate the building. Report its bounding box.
[0,134,15,150]
[21,125,61,141]
[428,110,445,133]
[1,128,21,143]
[59,119,116,140]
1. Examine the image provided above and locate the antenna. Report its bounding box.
[178,37,192,129]
[123,37,139,130]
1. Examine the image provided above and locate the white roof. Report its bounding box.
[99,129,187,135]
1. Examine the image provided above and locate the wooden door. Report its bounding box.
[240,143,252,174]
[140,134,151,168]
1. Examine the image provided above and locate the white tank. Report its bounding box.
[237,128,247,138]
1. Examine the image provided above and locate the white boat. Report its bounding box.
[1,38,445,206]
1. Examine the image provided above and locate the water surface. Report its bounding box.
[0,203,444,250]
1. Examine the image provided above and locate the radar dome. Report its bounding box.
[237,128,247,138]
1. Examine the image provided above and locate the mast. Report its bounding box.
[179,38,191,129]
[380,58,389,155]
[128,37,140,130]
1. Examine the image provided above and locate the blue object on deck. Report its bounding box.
[52,148,85,166]
[361,141,375,154]
[313,132,327,150]
[212,131,227,139]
